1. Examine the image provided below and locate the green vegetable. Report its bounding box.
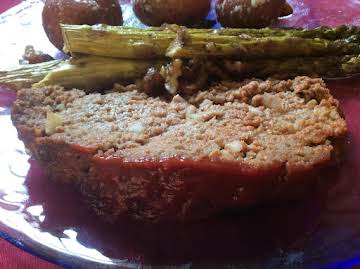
[0,60,63,90]
[33,56,166,91]
[236,54,360,79]
[62,24,360,60]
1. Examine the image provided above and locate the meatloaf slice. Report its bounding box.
[11,76,347,221]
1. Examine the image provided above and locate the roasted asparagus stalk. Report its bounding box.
[167,35,360,59]
[0,56,166,91]
[0,60,63,89]
[62,24,360,60]
[34,56,167,91]
[2,54,359,92]
[118,24,360,40]
[235,54,360,79]
[3,25,360,91]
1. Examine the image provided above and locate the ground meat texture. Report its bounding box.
[132,0,211,26]
[216,0,285,28]
[11,77,347,221]
[42,0,123,50]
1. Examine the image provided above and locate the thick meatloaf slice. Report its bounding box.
[11,76,347,221]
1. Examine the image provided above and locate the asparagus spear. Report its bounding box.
[167,35,360,59]
[33,56,166,91]
[2,55,359,92]
[35,54,359,91]
[170,25,360,41]
[342,54,360,74]
[62,24,360,60]
[0,60,63,89]
[62,24,173,59]
[235,54,360,79]
[66,24,360,42]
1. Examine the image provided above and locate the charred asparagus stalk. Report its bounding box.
[62,24,360,60]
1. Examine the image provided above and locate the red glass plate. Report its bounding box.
[1,0,360,268]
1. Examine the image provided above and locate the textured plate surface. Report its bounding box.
[1,0,360,268]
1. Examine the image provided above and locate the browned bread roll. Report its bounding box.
[216,0,285,28]
[42,0,123,50]
[132,0,211,26]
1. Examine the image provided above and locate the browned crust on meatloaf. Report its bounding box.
[11,77,347,221]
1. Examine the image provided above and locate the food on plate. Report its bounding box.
[0,60,63,89]
[160,55,360,95]
[0,57,163,91]
[20,45,54,65]
[2,25,360,91]
[2,53,360,92]
[215,0,285,28]
[62,24,360,60]
[233,54,360,79]
[132,0,211,26]
[42,0,123,50]
[11,76,347,221]
[33,56,167,92]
